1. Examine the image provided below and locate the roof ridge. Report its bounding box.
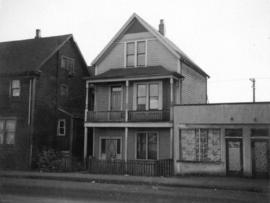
[0,34,72,44]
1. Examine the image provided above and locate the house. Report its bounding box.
[84,13,209,176]
[0,30,89,169]
[174,102,270,178]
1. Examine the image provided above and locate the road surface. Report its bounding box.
[0,177,269,202]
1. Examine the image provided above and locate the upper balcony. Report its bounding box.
[87,110,170,122]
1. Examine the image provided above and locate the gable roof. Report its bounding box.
[90,66,183,82]
[91,13,209,78]
[0,34,88,76]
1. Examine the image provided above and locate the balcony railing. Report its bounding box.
[87,111,125,122]
[87,110,170,122]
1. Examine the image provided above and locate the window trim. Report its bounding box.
[125,40,147,67]
[99,136,122,159]
[133,81,162,111]
[57,119,66,136]
[135,131,159,160]
[10,80,21,97]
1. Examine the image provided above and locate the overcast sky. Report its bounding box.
[0,0,269,103]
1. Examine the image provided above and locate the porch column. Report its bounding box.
[84,81,89,121]
[124,127,128,162]
[170,128,173,159]
[84,127,88,164]
[125,80,129,122]
[170,77,174,160]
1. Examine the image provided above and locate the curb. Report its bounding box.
[0,173,267,193]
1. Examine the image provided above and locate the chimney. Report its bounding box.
[35,29,41,39]
[159,19,165,36]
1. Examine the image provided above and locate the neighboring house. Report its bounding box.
[84,13,209,176]
[0,30,89,169]
[174,102,270,178]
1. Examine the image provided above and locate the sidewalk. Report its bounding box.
[0,170,269,193]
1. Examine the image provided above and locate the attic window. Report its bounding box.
[61,56,75,74]
[125,41,146,67]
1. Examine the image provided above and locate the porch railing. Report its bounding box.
[87,111,125,122]
[88,158,173,177]
[87,110,170,122]
[128,110,170,122]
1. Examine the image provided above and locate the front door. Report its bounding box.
[252,140,269,177]
[111,87,122,111]
[226,139,243,176]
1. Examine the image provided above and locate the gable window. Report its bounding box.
[136,132,158,160]
[125,41,146,67]
[61,56,75,73]
[57,119,66,136]
[126,42,135,67]
[10,80,20,97]
[180,128,221,162]
[137,41,146,66]
[0,119,16,145]
[60,84,69,96]
[135,82,161,110]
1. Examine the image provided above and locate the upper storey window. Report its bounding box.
[126,41,146,67]
[10,80,20,97]
[61,56,75,74]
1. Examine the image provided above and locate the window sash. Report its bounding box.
[136,132,157,160]
[58,120,66,136]
[11,80,20,96]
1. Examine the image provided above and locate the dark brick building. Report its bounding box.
[0,30,89,169]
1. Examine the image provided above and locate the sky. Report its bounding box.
[0,0,269,103]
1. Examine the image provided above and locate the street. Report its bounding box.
[0,177,269,203]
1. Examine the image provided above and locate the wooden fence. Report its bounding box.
[88,158,173,177]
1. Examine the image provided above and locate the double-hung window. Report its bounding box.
[126,41,146,67]
[136,132,158,160]
[57,119,66,136]
[180,128,221,162]
[10,80,20,97]
[136,82,161,110]
[0,119,16,145]
[61,56,75,73]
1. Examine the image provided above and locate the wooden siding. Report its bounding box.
[181,62,207,104]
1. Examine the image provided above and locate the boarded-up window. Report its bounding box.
[180,128,221,162]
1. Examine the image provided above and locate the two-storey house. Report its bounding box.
[0,30,89,169]
[84,13,209,176]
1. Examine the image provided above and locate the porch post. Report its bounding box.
[125,80,129,122]
[84,127,88,165]
[84,81,89,121]
[170,77,174,160]
[124,127,128,162]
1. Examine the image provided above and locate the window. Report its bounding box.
[125,41,146,67]
[137,84,147,110]
[126,42,135,67]
[136,82,161,110]
[60,84,69,96]
[57,119,66,136]
[61,56,75,73]
[137,41,146,66]
[149,84,159,109]
[136,132,158,160]
[0,119,16,145]
[110,86,122,110]
[100,138,121,160]
[10,80,20,97]
[225,129,242,137]
[180,129,221,162]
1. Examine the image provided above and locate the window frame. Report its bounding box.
[60,84,69,96]
[61,55,75,73]
[99,136,122,159]
[125,40,147,67]
[134,81,162,111]
[135,131,159,160]
[10,80,21,97]
[57,119,66,136]
[0,119,17,145]
[179,128,221,163]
